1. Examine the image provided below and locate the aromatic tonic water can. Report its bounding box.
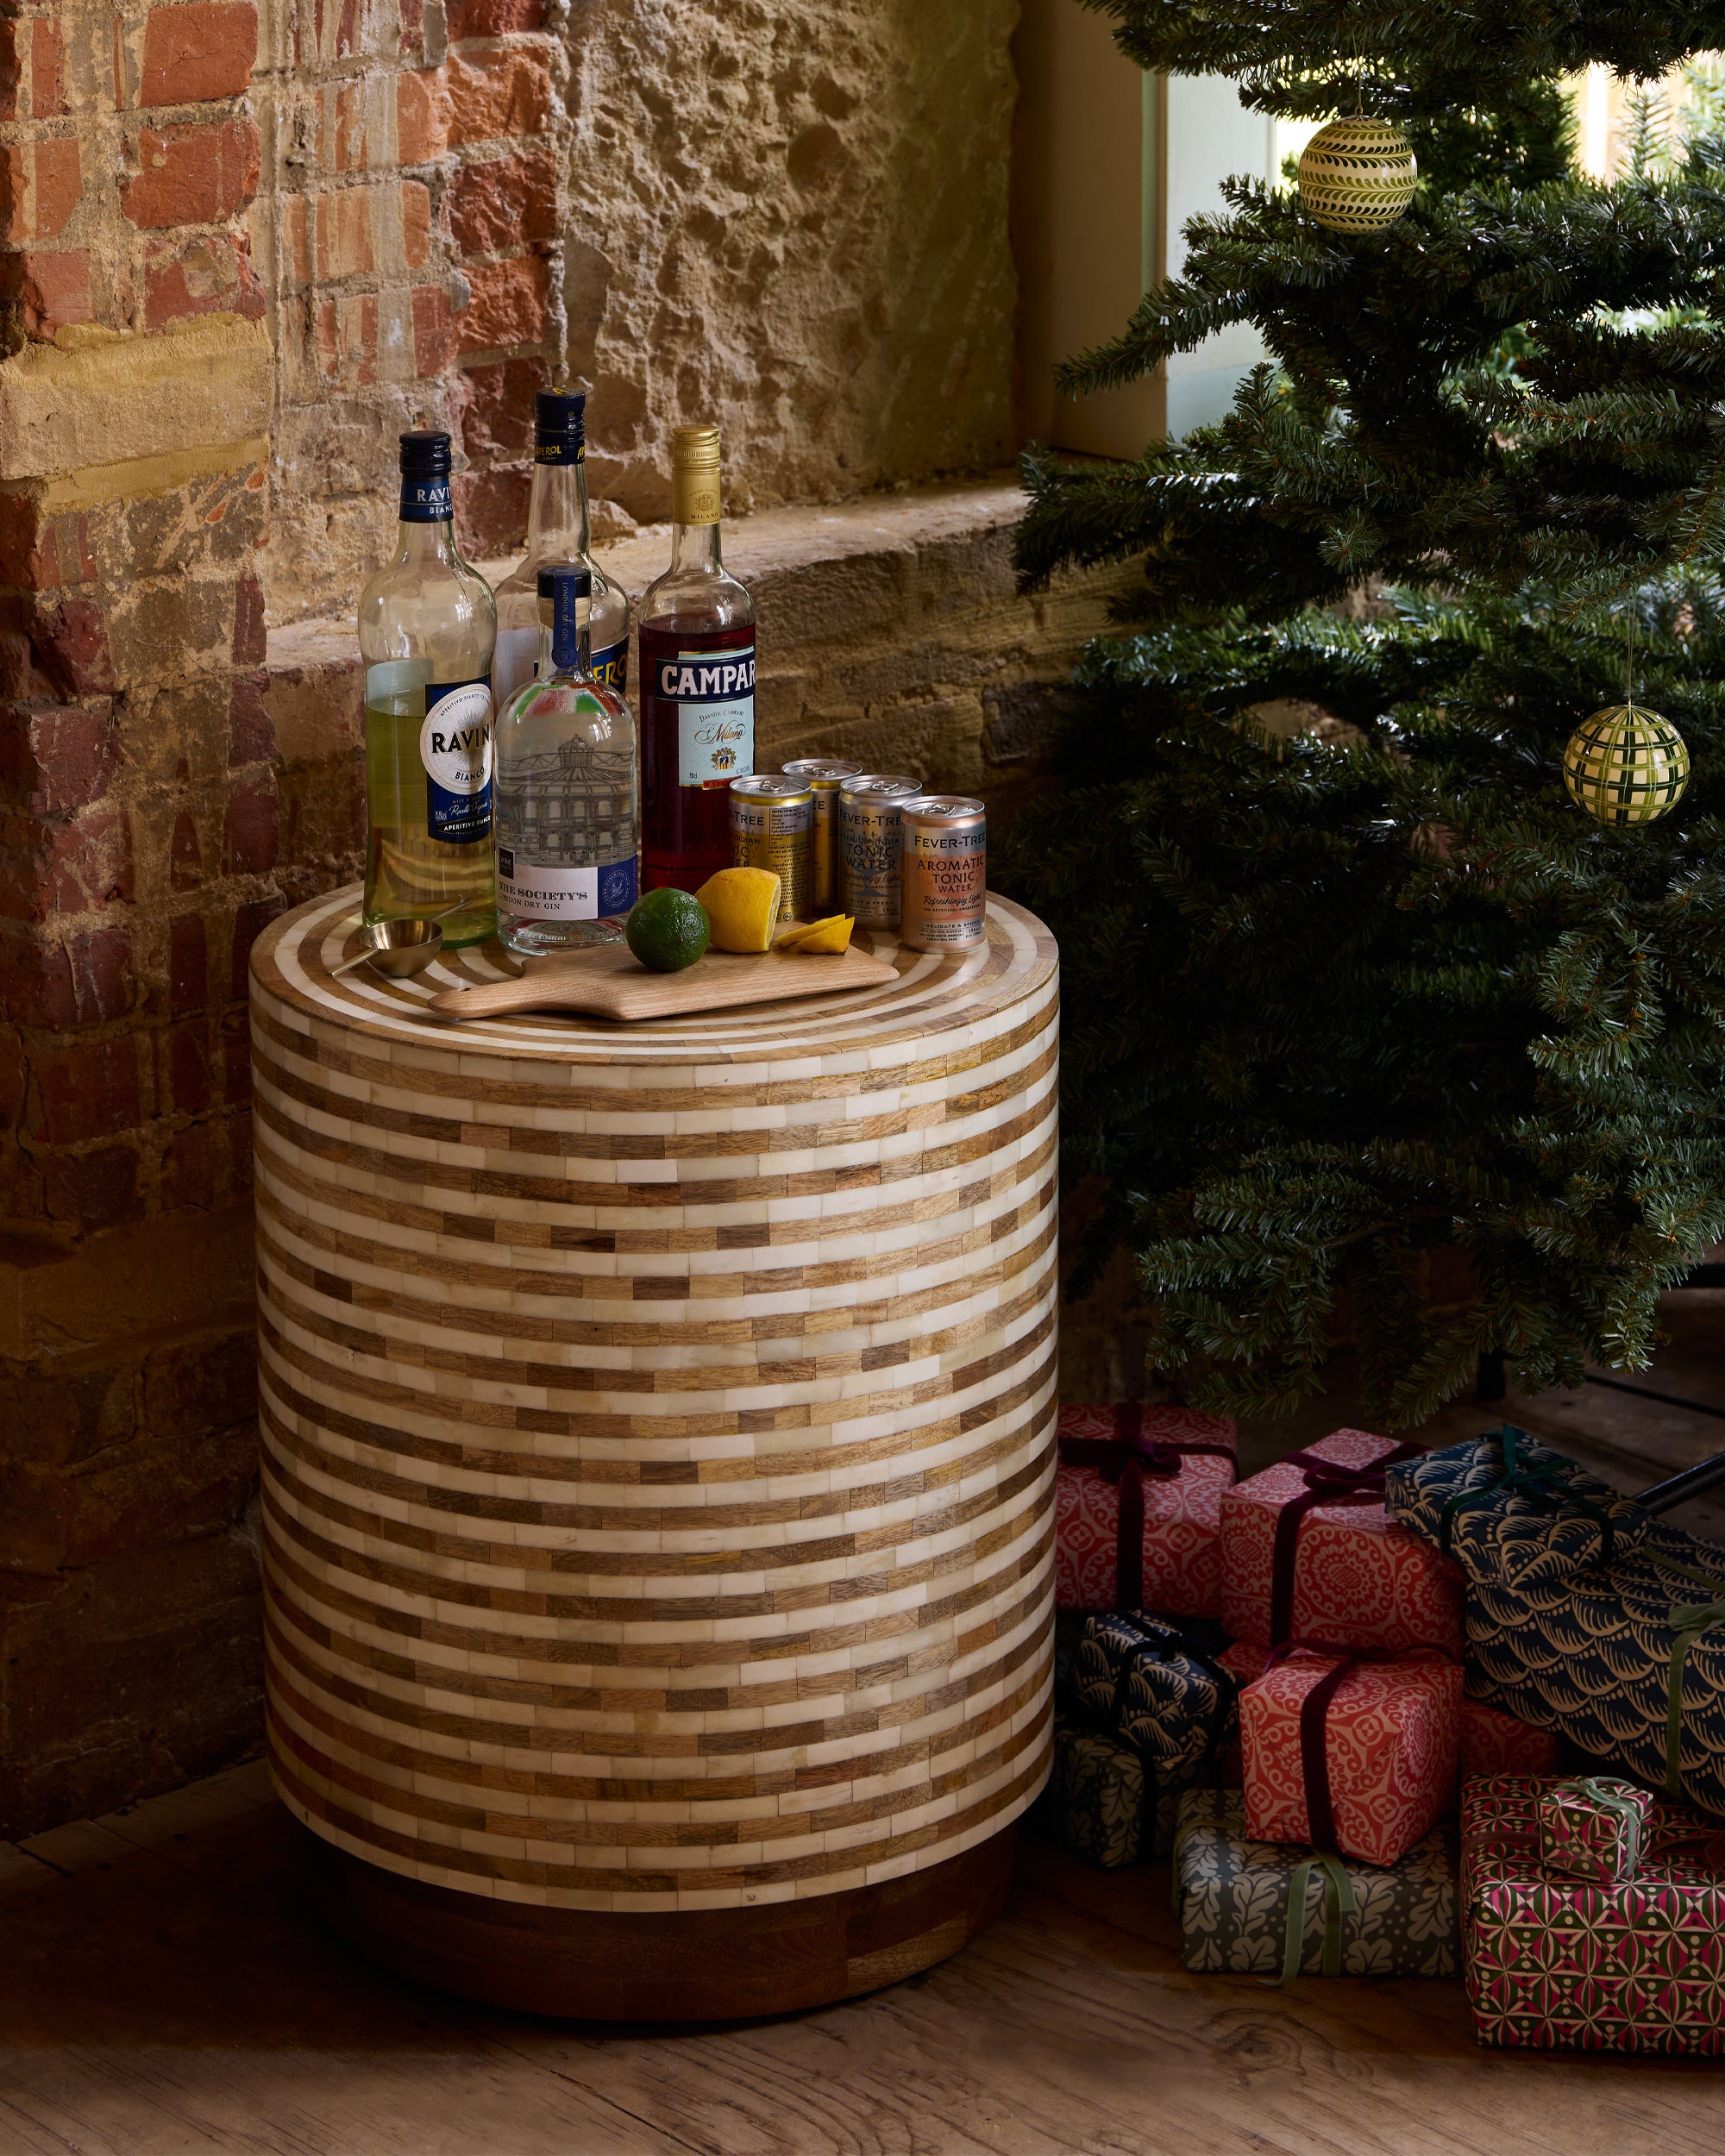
[900,794,987,952]
[781,758,863,913]
[729,774,814,924]
[839,773,924,927]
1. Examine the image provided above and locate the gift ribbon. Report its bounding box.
[1557,1776,1647,1875]
[1437,1422,1620,1566]
[1268,1441,1425,1646]
[1264,1637,1456,1857]
[1104,1614,1239,1780]
[1279,1853,1357,1984]
[1648,1550,1725,1800]
[1058,1403,1235,1611]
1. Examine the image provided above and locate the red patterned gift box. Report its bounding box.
[1464,1775,1725,2053]
[1537,1776,1655,1886]
[1240,1645,1463,1867]
[1220,1427,1465,1652]
[1459,1697,1559,1779]
[1055,1402,1237,1616]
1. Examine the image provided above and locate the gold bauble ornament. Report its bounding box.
[1297,117,1418,234]
[1561,703,1690,826]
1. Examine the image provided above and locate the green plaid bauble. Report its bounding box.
[1562,705,1690,827]
[1297,119,1418,234]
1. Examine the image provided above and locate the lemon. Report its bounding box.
[694,867,781,952]
[778,914,853,955]
[625,887,711,972]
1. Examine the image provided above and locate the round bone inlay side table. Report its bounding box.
[249,887,1058,2018]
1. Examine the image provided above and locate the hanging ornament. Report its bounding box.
[1562,704,1690,826]
[1298,117,1418,233]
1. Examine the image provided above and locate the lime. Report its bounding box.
[625,887,711,973]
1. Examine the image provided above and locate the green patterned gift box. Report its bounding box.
[1173,1789,1458,1979]
[1036,1712,1183,1867]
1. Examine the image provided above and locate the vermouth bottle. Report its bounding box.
[638,423,756,892]
[357,430,498,945]
[492,390,630,714]
[495,566,638,956]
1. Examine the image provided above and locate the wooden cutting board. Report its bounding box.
[424,941,898,1022]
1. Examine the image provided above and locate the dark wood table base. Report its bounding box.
[306,1822,1019,2022]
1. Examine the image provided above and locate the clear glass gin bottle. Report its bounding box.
[491,390,630,717]
[357,429,498,946]
[494,564,639,955]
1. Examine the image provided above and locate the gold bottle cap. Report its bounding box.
[672,423,723,524]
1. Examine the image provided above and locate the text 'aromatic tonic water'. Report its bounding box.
[492,390,630,715]
[358,429,498,946]
[780,759,863,914]
[494,565,638,956]
[839,773,924,928]
[638,424,756,893]
[899,795,987,952]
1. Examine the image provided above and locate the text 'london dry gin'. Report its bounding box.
[357,429,498,946]
[638,424,756,893]
[494,565,638,956]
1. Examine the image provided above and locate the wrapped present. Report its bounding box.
[1464,1775,1725,2053]
[1056,1402,1237,1615]
[1239,1644,1462,1866]
[1174,1787,1458,1980]
[1035,1711,1182,1867]
[1537,1775,1655,1885]
[1071,1610,1241,1792]
[1220,1427,1465,1653]
[1431,1514,1725,1819]
[1459,1697,1560,1779]
[1384,1424,1648,1589]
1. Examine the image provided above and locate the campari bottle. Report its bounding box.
[637,423,756,892]
[491,389,630,714]
[357,429,498,945]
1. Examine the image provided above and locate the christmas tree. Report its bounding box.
[1009,9,1725,1426]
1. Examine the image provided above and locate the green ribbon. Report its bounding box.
[1438,1423,1617,1565]
[1277,1853,1356,1984]
[1645,1551,1725,1801]
[1563,1775,1647,1871]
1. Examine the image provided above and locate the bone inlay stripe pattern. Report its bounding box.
[251,888,1058,1917]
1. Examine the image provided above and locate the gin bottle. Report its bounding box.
[638,423,756,892]
[492,390,630,716]
[357,429,498,946]
[495,565,638,956]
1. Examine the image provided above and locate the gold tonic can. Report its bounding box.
[781,758,863,913]
[838,773,924,927]
[729,774,813,923]
[900,794,987,952]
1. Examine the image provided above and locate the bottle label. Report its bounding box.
[492,626,541,713]
[591,636,627,692]
[498,852,637,920]
[651,645,755,788]
[420,680,493,844]
[399,476,452,523]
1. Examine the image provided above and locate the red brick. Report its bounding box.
[170,808,203,890]
[0,705,121,814]
[0,926,131,1029]
[166,1018,213,1114]
[454,465,529,560]
[29,1036,142,1144]
[0,138,81,242]
[402,179,431,269]
[281,193,310,285]
[448,0,543,34]
[0,20,18,122]
[29,597,116,698]
[314,186,373,279]
[169,912,209,1012]
[141,3,258,105]
[39,1139,144,1231]
[457,254,548,354]
[324,79,373,172]
[32,20,67,116]
[232,579,266,667]
[0,498,57,592]
[446,147,555,255]
[313,291,378,388]
[219,1007,250,1103]
[458,353,547,458]
[411,283,451,376]
[396,68,448,164]
[227,673,271,764]
[445,50,551,147]
[0,249,91,339]
[142,230,266,327]
[122,116,259,229]
[222,771,278,874]
[229,894,284,996]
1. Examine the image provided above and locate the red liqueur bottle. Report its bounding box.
[638,424,756,891]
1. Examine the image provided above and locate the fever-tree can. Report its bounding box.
[900,794,987,952]
[839,773,923,927]
[729,773,813,923]
[781,757,862,912]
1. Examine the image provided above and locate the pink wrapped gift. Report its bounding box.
[1220,1427,1465,1651]
[1537,1776,1655,1886]
[1240,1644,1463,1867]
[1055,1402,1237,1615]
[1460,1697,1560,1780]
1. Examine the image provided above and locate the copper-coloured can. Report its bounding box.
[899,794,987,953]
[838,773,924,927]
[781,758,863,913]
[729,774,813,923]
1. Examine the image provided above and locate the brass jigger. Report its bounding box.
[328,903,469,981]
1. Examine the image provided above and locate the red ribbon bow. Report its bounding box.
[1057,1403,1235,1611]
[1264,1637,1455,1857]
[1268,1441,1427,1645]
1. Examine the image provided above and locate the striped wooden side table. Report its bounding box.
[249,887,1058,2018]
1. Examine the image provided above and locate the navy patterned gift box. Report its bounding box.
[1070,1610,1241,1788]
